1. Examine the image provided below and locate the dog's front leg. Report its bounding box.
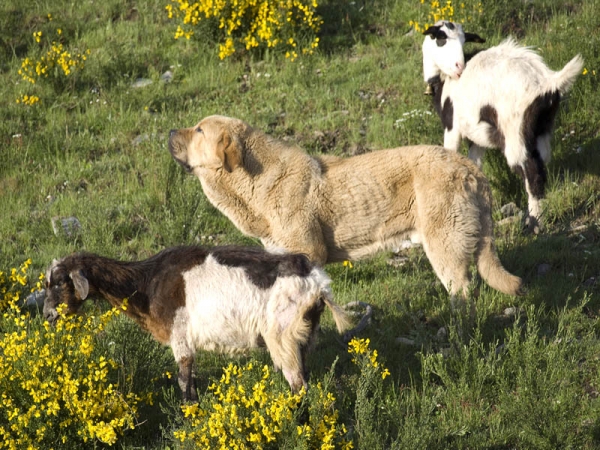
[268,223,329,266]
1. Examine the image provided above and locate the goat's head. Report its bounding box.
[43,259,89,323]
[422,20,485,82]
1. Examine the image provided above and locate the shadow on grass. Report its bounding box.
[553,136,600,179]
[322,222,600,389]
[317,0,392,55]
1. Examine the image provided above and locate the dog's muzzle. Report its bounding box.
[168,132,193,172]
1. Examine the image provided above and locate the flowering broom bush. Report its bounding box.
[0,261,149,448]
[174,360,353,449]
[409,0,483,32]
[166,0,322,60]
[16,15,90,106]
[347,337,392,445]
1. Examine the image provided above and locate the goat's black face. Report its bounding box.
[43,264,86,323]
[424,24,448,47]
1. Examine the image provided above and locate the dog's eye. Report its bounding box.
[196,127,203,133]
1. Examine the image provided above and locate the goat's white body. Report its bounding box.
[442,40,577,167]
[423,28,583,231]
[170,255,332,387]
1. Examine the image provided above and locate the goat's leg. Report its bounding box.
[523,180,543,234]
[177,355,198,402]
[467,143,486,169]
[537,133,552,165]
[520,155,546,234]
[170,311,197,401]
[443,128,462,152]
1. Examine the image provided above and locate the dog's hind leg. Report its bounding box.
[421,235,471,298]
[421,233,479,326]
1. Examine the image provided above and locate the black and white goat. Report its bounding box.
[422,20,583,232]
[43,245,350,401]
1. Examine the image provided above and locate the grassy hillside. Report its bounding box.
[1,0,599,448]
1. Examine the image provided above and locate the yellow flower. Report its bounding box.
[170,0,322,61]
[348,337,370,355]
[0,260,147,447]
[343,260,353,269]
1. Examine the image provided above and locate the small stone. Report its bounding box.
[387,255,409,268]
[497,215,521,227]
[131,78,153,88]
[51,216,81,238]
[160,70,173,83]
[347,143,367,156]
[537,263,551,276]
[436,326,447,341]
[25,289,46,308]
[132,134,150,146]
[439,347,452,358]
[583,277,596,287]
[395,337,415,346]
[500,202,520,218]
[503,306,518,317]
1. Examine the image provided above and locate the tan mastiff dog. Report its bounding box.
[168,115,522,298]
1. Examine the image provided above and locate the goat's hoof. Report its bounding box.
[183,391,199,403]
[523,216,542,235]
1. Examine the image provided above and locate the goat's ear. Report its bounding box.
[465,32,485,43]
[215,130,242,173]
[70,270,89,300]
[46,258,60,283]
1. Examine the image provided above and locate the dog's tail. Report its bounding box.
[476,191,524,296]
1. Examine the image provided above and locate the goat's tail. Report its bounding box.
[476,190,524,296]
[322,294,352,333]
[550,54,584,94]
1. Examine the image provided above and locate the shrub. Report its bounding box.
[0,261,149,448]
[409,0,483,32]
[16,19,90,106]
[166,0,323,60]
[347,338,392,447]
[173,360,353,449]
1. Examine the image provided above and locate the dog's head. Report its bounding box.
[168,115,245,174]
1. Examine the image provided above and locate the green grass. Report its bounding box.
[2,0,600,448]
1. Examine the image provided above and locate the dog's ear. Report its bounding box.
[215,130,242,172]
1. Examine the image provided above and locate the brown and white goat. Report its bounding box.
[43,245,350,401]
